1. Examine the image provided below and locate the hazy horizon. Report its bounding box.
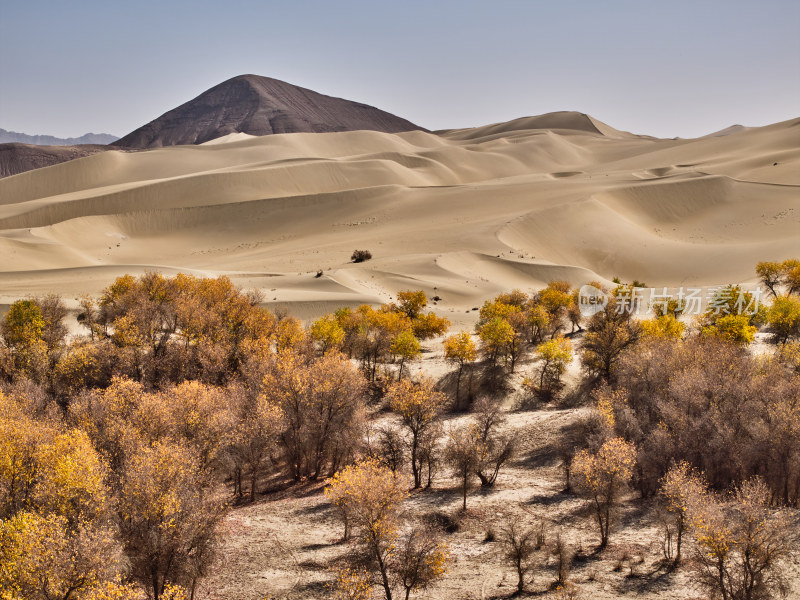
[1,0,798,140]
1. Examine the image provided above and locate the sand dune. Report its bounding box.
[0,114,797,320]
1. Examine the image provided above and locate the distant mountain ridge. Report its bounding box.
[0,128,118,146]
[112,74,425,148]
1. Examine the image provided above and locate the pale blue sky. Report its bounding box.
[1,0,798,139]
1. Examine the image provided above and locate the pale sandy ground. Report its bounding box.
[196,338,800,600]
[0,113,798,326]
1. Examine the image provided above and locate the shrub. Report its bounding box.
[351,250,372,263]
[499,516,539,594]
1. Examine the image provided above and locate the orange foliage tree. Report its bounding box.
[263,351,367,480]
[387,378,447,489]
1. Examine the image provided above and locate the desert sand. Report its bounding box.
[0,112,798,323]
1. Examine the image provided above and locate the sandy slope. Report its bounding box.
[0,113,798,319]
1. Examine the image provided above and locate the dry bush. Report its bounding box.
[263,351,368,480]
[499,515,540,595]
[686,477,797,600]
[444,424,481,510]
[551,529,574,587]
[416,421,443,489]
[392,526,450,600]
[351,249,372,263]
[572,437,637,548]
[368,425,406,475]
[471,396,515,488]
[612,337,800,504]
[325,460,449,600]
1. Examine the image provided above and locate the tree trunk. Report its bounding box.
[152,569,161,600]
[250,467,258,502]
[374,545,393,600]
[717,556,729,600]
[411,436,420,489]
[455,363,463,410]
[539,359,548,390]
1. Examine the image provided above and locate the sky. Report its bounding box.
[1,0,798,139]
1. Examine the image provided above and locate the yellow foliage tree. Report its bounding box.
[757,258,800,297]
[701,314,756,346]
[0,511,123,600]
[573,437,637,548]
[229,388,283,501]
[0,300,49,381]
[325,459,407,599]
[309,314,345,354]
[766,295,800,344]
[477,316,516,367]
[0,398,47,518]
[393,290,428,319]
[410,312,450,341]
[640,314,685,340]
[529,337,573,401]
[443,332,478,409]
[390,329,421,381]
[393,527,450,600]
[659,461,705,564]
[264,351,367,480]
[387,379,447,489]
[117,440,224,600]
[54,343,101,400]
[33,429,109,524]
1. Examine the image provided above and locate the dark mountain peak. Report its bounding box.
[113,75,424,148]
